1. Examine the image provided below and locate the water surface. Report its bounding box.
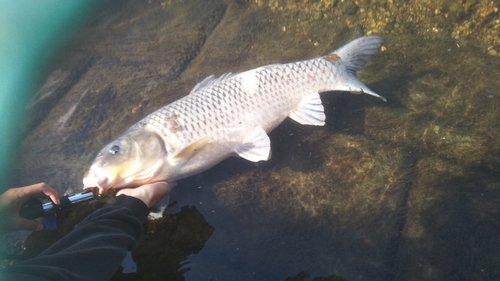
[7,0,500,280]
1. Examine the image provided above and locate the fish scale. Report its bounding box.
[83,36,386,216]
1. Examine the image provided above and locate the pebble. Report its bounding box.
[259,0,500,56]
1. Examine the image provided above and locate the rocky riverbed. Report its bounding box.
[4,0,500,280]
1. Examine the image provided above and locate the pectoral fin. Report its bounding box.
[288,92,326,126]
[235,126,271,162]
[170,137,209,165]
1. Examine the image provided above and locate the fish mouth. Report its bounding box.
[83,166,111,194]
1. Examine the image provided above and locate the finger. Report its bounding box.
[10,217,43,232]
[152,181,176,191]
[22,183,60,205]
[146,181,175,204]
[41,184,60,205]
[143,181,176,195]
[165,181,177,192]
[116,181,176,195]
[115,181,176,207]
[39,183,60,205]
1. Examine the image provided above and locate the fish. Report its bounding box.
[83,36,386,214]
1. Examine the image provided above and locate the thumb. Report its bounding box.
[11,217,44,231]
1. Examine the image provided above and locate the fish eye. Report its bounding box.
[109,145,120,155]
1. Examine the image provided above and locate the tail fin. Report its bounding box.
[332,36,386,101]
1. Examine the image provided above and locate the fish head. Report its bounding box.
[83,127,166,193]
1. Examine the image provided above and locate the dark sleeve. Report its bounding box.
[3,195,149,281]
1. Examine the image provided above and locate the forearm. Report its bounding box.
[4,195,148,281]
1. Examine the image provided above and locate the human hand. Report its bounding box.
[116,182,176,208]
[0,182,60,232]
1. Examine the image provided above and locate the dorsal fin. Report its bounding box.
[189,72,234,95]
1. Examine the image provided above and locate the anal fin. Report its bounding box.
[235,126,271,162]
[289,92,326,126]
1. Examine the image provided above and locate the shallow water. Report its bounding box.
[6,0,500,280]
